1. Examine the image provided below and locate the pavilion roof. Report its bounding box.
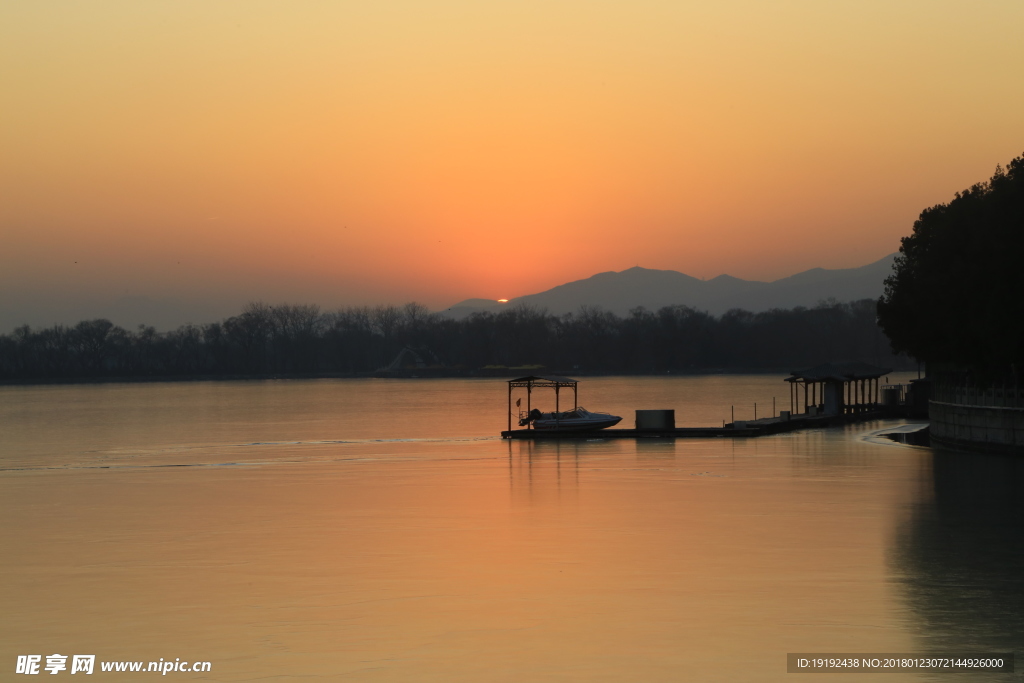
[508,375,578,386]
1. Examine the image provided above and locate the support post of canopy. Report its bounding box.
[527,384,532,430]
[555,385,560,427]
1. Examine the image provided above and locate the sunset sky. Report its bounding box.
[2,1,1022,329]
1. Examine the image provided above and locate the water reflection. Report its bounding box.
[892,445,1024,676]
[634,438,679,461]
[507,439,590,504]
[884,426,931,447]
[506,438,684,506]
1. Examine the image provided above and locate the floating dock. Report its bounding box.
[501,410,889,439]
[501,371,905,440]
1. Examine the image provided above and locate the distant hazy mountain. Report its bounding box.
[440,253,896,319]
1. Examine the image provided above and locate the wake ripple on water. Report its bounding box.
[0,435,504,473]
[862,422,931,449]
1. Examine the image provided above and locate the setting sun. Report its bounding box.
[2,1,1022,331]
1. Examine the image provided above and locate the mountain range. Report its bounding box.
[440,253,897,319]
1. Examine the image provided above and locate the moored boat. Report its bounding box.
[507,375,622,433]
[519,406,622,431]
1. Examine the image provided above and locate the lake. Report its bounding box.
[2,375,1022,681]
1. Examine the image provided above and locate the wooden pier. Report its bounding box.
[502,369,900,440]
[501,409,890,439]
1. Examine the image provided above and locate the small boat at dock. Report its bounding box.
[507,376,622,432]
[519,406,623,431]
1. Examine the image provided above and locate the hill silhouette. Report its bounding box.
[441,254,896,318]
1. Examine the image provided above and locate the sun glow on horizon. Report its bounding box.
[2,1,1023,329]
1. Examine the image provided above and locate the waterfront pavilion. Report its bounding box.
[786,362,892,416]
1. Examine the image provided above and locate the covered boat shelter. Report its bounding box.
[786,362,892,416]
[507,375,578,431]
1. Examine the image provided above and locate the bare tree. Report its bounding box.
[372,305,401,341]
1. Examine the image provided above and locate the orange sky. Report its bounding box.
[2,1,1023,328]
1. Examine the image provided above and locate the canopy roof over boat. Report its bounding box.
[508,375,578,388]
[506,376,579,431]
[786,362,892,383]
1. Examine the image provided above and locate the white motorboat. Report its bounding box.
[519,406,622,431]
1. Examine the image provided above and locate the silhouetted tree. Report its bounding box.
[72,319,116,373]
[878,153,1024,373]
[371,305,401,342]
[224,302,273,372]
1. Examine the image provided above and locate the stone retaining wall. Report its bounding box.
[929,400,1024,454]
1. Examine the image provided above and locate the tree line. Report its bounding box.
[0,299,907,381]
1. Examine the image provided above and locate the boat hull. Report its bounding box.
[531,416,622,431]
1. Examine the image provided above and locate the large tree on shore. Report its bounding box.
[877,154,1024,372]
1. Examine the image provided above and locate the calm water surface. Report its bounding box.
[1,376,1021,681]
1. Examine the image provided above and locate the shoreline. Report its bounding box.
[0,367,924,388]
